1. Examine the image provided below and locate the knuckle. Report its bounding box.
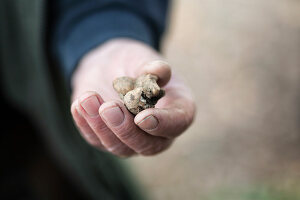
[76,118,88,128]
[140,146,163,156]
[82,131,97,140]
[87,139,101,147]
[108,144,135,158]
[140,139,171,156]
[81,133,101,147]
[115,124,137,140]
[178,103,195,131]
[117,151,135,158]
[92,120,110,133]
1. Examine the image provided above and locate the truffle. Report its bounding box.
[113,74,165,115]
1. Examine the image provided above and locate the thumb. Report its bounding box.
[138,60,172,87]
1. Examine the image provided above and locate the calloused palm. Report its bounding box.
[71,39,196,157]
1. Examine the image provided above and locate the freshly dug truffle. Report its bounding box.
[135,74,161,98]
[113,74,165,115]
[112,77,135,98]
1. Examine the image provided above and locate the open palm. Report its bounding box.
[71,39,196,157]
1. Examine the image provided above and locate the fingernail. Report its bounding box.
[101,106,124,126]
[137,115,158,131]
[80,96,100,117]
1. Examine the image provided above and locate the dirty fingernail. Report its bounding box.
[101,106,124,127]
[81,96,100,117]
[137,115,158,131]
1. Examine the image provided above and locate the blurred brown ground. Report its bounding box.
[128,0,300,199]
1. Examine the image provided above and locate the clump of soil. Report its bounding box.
[113,74,165,115]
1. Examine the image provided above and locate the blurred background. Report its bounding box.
[128,0,300,199]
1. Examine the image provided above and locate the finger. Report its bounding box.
[138,60,171,87]
[71,99,105,149]
[77,91,135,157]
[99,100,172,155]
[134,99,196,139]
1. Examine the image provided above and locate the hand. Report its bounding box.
[71,39,196,157]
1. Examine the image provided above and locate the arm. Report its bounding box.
[51,0,196,157]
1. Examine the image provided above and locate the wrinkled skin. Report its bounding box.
[71,39,196,157]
